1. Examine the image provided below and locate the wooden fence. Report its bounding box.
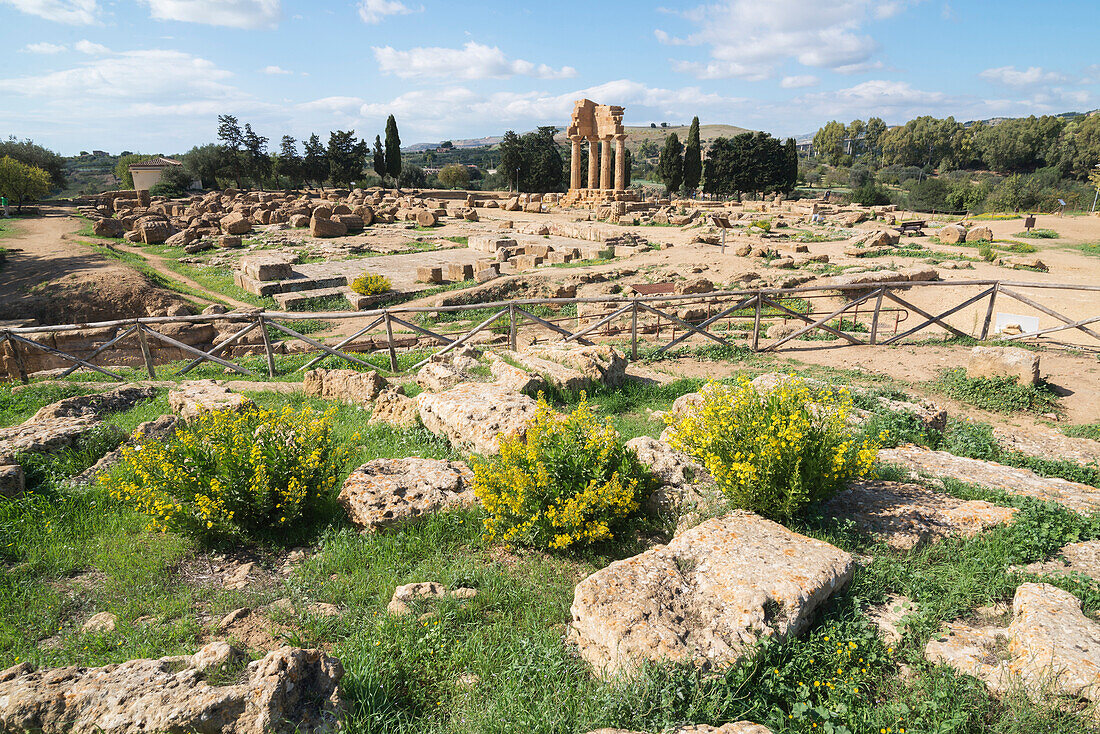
[2,279,1097,383]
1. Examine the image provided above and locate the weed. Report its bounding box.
[1014,229,1059,239]
[933,368,1060,415]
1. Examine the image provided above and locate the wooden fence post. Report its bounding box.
[869,287,886,345]
[630,301,638,361]
[136,324,156,379]
[751,292,762,352]
[384,312,399,373]
[4,334,28,384]
[980,282,999,341]
[508,305,517,351]
[257,313,276,378]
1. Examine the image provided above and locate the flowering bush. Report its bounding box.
[350,273,391,296]
[103,405,352,540]
[665,377,880,520]
[472,397,649,550]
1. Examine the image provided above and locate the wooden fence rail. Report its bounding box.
[2,279,1097,384]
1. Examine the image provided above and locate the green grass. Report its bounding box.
[3,376,1100,732]
[1063,422,1100,442]
[0,383,94,428]
[1073,242,1100,257]
[1014,229,1059,239]
[932,368,1061,415]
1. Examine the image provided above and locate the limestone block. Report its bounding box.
[822,480,1017,550]
[0,644,344,734]
[937,224,966,244]
[966,346,1040,385]
[416,382,539,455]
[310,216,347,238]
[522,344,628,388]
[0,465,25,498]
[416,362,469,393]
[168,380,253,421]
[488,357,546,396]
[446,263,474,282]
[368,388,419,429]
[220,212,252,235]
[965,226,993,242]
[926,583,1100,702]
[417,266,443,284]
[387,581,478,616]
[569,511,855,676]
[339,458,475,532]
[880,444,1100,515]
[302,368,388,405]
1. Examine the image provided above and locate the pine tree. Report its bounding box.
[656,133,684,195]
[327,130,366,187]
[216,114,244,188]
[242,123,270,188]
[372,135,386,181]
[682,116,702,194]
[384,115,401,184]
[276,135,300,187]
[302,134,327,188]
[498,131,523,192]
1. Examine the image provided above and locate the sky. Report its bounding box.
[1,0,1098,156]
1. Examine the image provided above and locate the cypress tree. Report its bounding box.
[384,115,401,184]
[656,133,684,195]
[682,116,702,194]
[372,135,386,181]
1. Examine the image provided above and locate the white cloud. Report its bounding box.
[74,39,109,54]
[372,42,576,80]
[22,42,68,53]
[2,0,98,24]
[298,96,365,113]
[355,79,747,137]
[140,0,281,29]
[781,75,818,89]
[979,66,1065,88]
[358,0,418,24]
[797,79,951,118]
[262,65,293,75]
[660,0,916,80]
[0,48,237,103]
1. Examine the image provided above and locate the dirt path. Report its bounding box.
[106,240,255,311]
[0,208,111,317]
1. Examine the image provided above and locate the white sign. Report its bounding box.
[994,313,1041,335]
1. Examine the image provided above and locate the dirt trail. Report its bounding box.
[106,240,255,311]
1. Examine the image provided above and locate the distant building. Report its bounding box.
[128,156,199,191]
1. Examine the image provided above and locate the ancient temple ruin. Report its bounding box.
[562,99,639,207]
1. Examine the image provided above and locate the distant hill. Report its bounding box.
[405,122,756,155]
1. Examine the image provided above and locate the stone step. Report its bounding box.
[234,270,348,297]
[273,286,353,310]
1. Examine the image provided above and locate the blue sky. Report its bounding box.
[2,0,1098,155]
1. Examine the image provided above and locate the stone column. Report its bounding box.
[587,137,599,190]
[600,137,612,191]
[614,136,627,191]
[570,136,583,191]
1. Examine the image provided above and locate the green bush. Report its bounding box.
[934,368,1060,414]
[666,377,880,520]
[472,397,650,550]
[1063,422,1100,441]
[350,273,391,296]
[102,405,352,541]
[849,181,891,206]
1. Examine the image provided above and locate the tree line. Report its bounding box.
[655,117,797,198]
[811,113,1100,179]
[117,114,415,195]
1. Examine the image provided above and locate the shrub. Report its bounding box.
[665,377,880,520]
[934,368,1060,414]
[472,397,649,550]
[350,273,392,296]
[849,181,891,206]
[103,405,351,540]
